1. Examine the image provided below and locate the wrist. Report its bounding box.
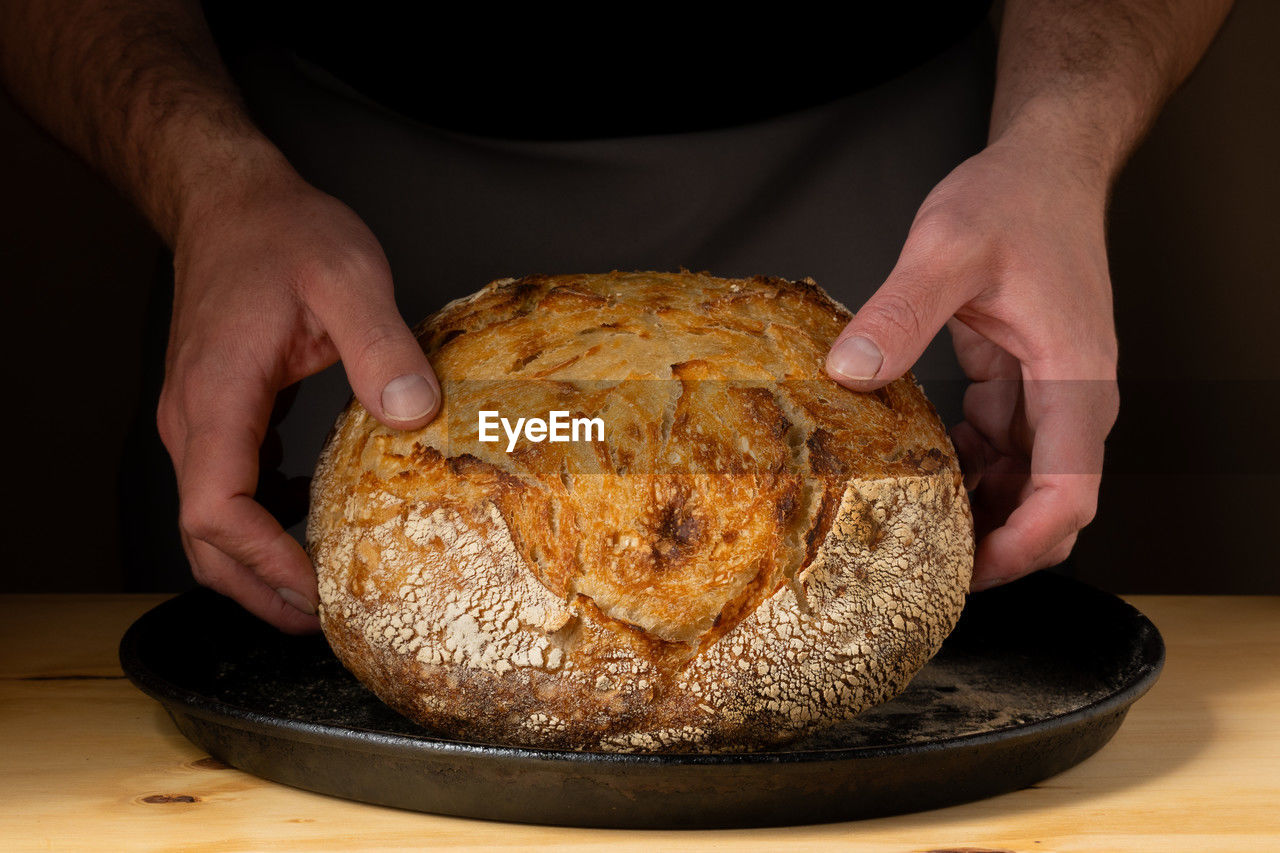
[117,83,298,249]
[165,129,299,251]
[988,94,1138,196]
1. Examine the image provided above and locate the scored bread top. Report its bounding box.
[308,271,971,751]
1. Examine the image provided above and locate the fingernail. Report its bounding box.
[381,374,436,422]
[827,335,884,381]
[277,587,316,615]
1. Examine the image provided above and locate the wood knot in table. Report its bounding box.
[138,794,200,804]
[188,756,230,770]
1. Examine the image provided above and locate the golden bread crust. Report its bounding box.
[308,271,973,752]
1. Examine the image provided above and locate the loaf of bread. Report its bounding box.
[307,271,973,752]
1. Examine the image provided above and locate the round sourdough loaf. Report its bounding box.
[307,271,973,752]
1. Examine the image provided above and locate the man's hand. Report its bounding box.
[826,125,1117,590]
[0,1,445,630]
[157,164,440,631]
[825,0,1233,590]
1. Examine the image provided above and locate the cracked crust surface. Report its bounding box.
[307,271,973,752]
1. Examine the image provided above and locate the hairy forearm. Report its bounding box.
[992,0,1233,186]
[0,0,285,244]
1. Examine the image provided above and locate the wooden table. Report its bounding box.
[1,594,1277,852]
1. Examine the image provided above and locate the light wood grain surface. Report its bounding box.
[0,593,1277,852]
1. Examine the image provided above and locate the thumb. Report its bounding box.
[311,274,441,430]
[825,263,969,391]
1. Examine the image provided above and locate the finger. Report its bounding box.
[949,420,989,492]
[178,373,320,625]
[971,480,1090,586]
[305,255,441,429]
[971,530,1078,592]
[961,379,1030,458]
[1034,531,1078,570]
[969,452,1030,540]
[181,430,318,609]
[826,239,984,390]
[971,377,1114,583]
[947,318,1019,382]
[183,531,320,635]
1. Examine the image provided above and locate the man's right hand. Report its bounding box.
[156,162,441,632]
[0,0,442,631]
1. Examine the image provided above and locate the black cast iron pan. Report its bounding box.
[119,571,1163,828]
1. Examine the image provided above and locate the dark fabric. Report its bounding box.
[203,1,993,139]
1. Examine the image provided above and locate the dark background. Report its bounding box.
[1,2,1276,595]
